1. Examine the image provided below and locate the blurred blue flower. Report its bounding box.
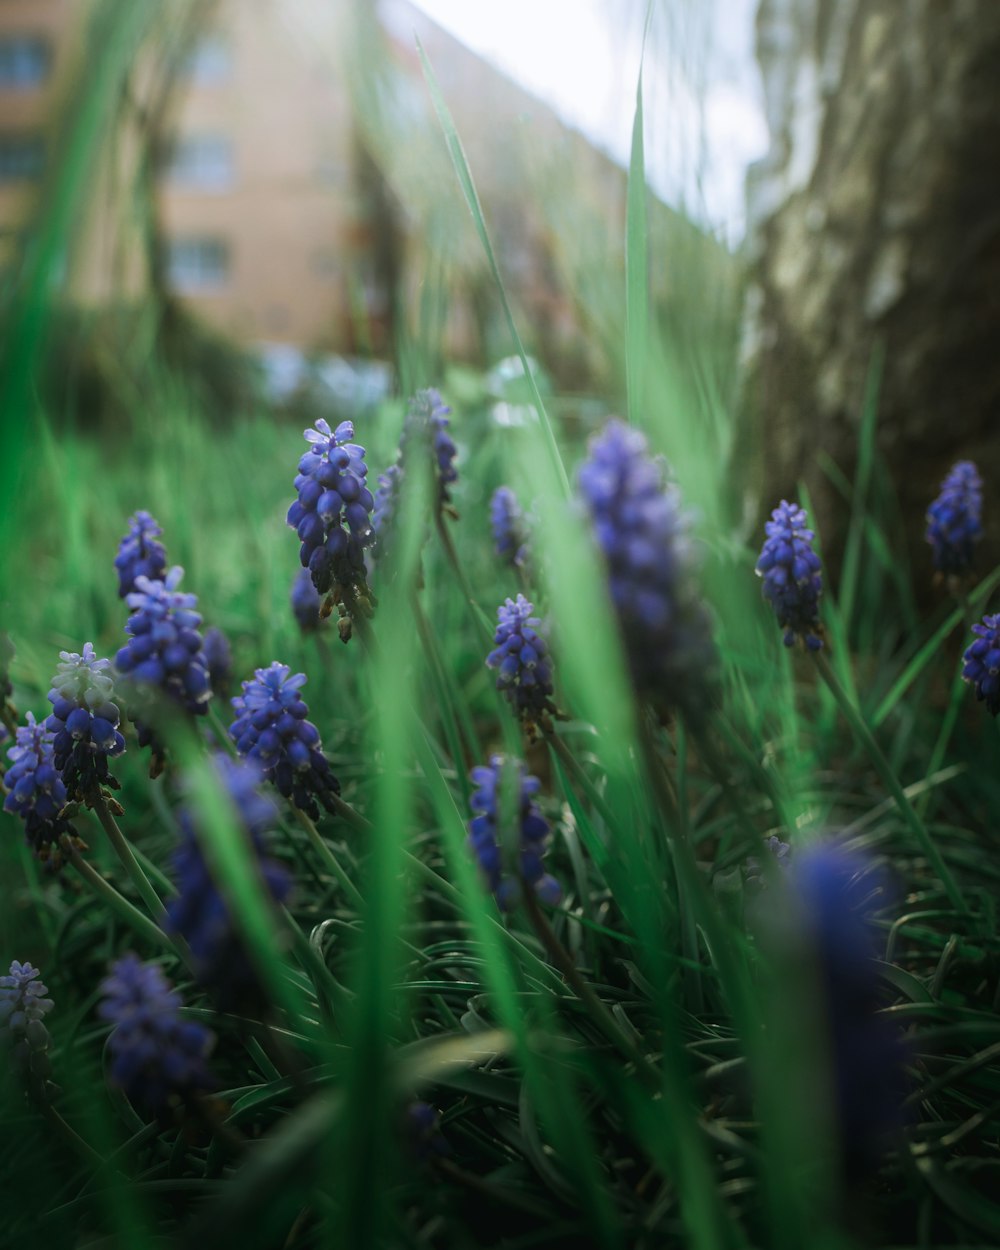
[99,954,214,1113]
[371,463,403,569]
[229,661,340,819]
[3,712,81,869]
[114,511,167,599]
[291,567,322,634]
[0,960,55,1096]
[202,627,233,698]
[406,1100,449,1161]
[756,500,824,650]
[962,613,1000,715]
[168,755,290,1008]
[401,388,458,512]
[114,567,212,768]
[578,419,715,715]
[926,460,982,576]
[45,642,126,805]
[468,756,560,911]
[286,417,375,602]
[486,595,556,731]
[787,842,907,1175]
[490,486,528,569]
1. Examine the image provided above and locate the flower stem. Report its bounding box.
[62,836,170,951]
[93,794,169,928]
[812,649,969,915]
[293,805,365,911]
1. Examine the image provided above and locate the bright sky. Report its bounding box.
[406,0,769,241]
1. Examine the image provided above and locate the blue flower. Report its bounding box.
[756,500,824,650]
[202,627,232,698]
[115,511,167,599]
[98,954,214,1113]
[578,419,715,714]
[114,567,212,768]
[3,712,81,869]
[490,486,528,569]
[168,756,290,1008]
[229,662,340,819]
[45,643,126,805]
[486,595,557,731]
[400,388,458,512]
[786,843,906,1174]
[286,418,375,604]
[962,613,1000,715]
[468,756,561,911]
[0,960,55,1096]
[291,567,322,634]
[926,461,982,576]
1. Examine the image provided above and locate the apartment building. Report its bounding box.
[0,0,643,372]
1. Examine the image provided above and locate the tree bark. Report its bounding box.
[742,0,1000,587]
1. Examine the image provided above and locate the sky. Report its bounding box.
[406,0,769,241]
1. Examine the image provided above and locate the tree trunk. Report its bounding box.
[741,0,1000,589]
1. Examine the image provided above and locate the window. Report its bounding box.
[165,238,230,292]
[0,134,43,183]
[0,37,51,89]
[162,134,233,191]
[183,35,231,86]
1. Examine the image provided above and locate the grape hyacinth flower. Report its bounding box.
[286,418,375,611]
[486,595,557,732]
[45,643,126,805]
[744,833,792,892]
[229,662,340,820]
[168,756,291,1008]
[3,712,82,869]
[0,960,55,1100]
[114,567,212,770]
[114,511,168,599]
[785,843,907,1176]
[99,954,214,1114]
[400,388,458,514]
[962,613,1000,716]
[490,486,529,569]
[468,756,561,911]
[756,500,824,650]
[291,567,322,634]
[578,419,715,716]
[926,460,982,577]
[202,627,233,699]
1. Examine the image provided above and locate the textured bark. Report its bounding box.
[742,0,1000,584]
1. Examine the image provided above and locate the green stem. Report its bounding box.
[544,729,624,839]
[434,512,494,650]
[329,791,373,835]
[93,794,168,927]
[812,650,969,915]
[62,837,170,951]
[293,806,365,911]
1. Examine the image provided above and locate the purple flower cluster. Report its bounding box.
[202,627,233,699]
[486,595,556,730]
[45,643,126,805]
[371,463,403,568]
[168,756,291,1008]
[926,460,982,576]
[3,712,80,868]
[114,511,167,599]
[786,843,906,1175]
[287,417,375,602]
[468,757,561,911]
[756,500,824,650]
[0,960,55,1097]
[400,388,458,512]
[963,613,1000,716]
[490,486,528,569]
[230,662,340,819]
[578,420,715,714]
[114,567,212,766]
[99,954,214,1113]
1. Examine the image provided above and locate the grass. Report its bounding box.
[3,3,1000,1248]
